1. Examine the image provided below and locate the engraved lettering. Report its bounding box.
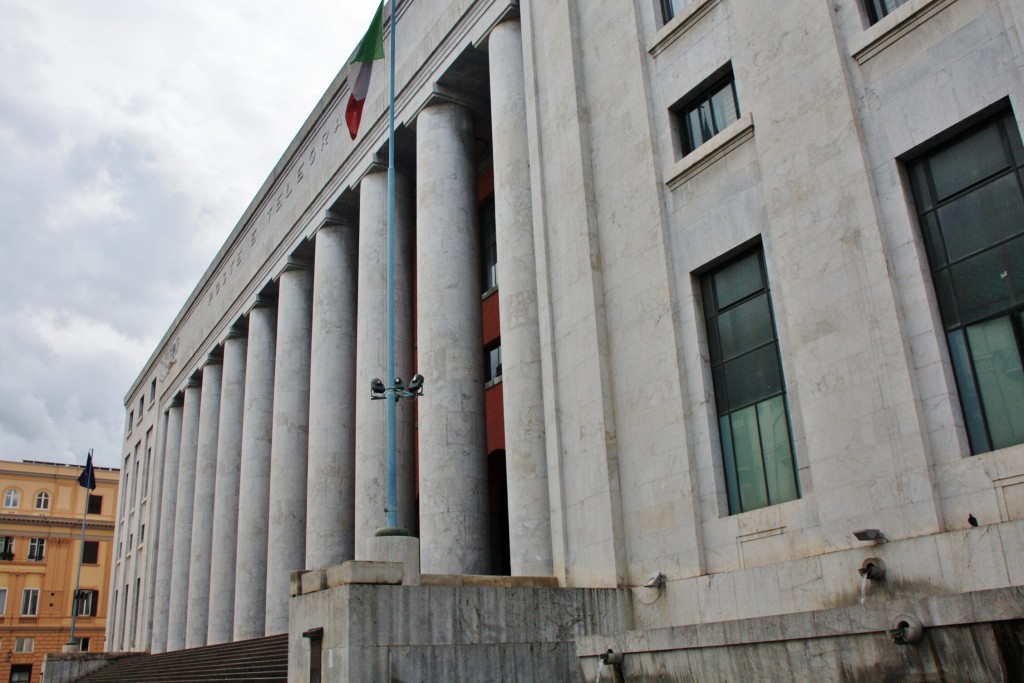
[321,131,329,150]
[309,148,316,165]
[297,163,305,183]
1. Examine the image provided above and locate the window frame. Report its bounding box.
[0,588,7,615]
[88,494,102,515]
[34,491,49,510]
[864,0,908,25]
[906,109,1024,455]
[20,588,39,616]
[27,538,45,562]
[480,197,498,294]
[0,537,14,560]
[660,0,694,23]
[74,589,99,617]
[701,246,800,515]
[485,340,503,384]
[3,489,19,508]
[675,67,741,157]
[81,540,100,565]
[14,637,34,653]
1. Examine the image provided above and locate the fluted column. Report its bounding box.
[354,169,418,556]
[150,397,183,654]
[489,19,553,576]
[417,102,489,574]
[307,223,359,568]
[207,328,247,645]
[265,258,313,634]
[233,301,276,641]
[166,378,201,651]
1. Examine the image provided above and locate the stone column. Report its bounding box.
[265,257,313,634]
[354,169,417,557]
[306,223,359,568]
[233,301,276,641]
[185,359,222,648]
[150,397,183,654]
[417,102,489,574]
[207,328,247,645]
[166,378,201,651]
[489,19,553,576]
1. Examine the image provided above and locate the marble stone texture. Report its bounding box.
[266,263,314,635]
[353,170,417,556]
[185,361,222,648]
[206,332,247,645]
[416,102,489,575]
[166,381,201,651]
[149,401,183,654]
[233,303,276,641]
[306,224,358,569]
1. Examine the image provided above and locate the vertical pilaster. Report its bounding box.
[417,102,489,574]
[233,301,276,641]
[150,398,183,654]
[307,223,359,568]
[489,19,553,576]
[354,170,418,556]
[265,258,313,634]
[207,328,247,645]
[166,378,201,651]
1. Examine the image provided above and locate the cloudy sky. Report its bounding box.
[0,0,379,469]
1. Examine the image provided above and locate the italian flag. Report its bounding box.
[346,1,385,140]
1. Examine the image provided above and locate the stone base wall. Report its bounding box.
[577,587,1024,682]
[288,575,633,682]
[42,652,139,683]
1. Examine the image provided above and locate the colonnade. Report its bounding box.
[147,18,551,652]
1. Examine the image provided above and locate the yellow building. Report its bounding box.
[0,460,118,683]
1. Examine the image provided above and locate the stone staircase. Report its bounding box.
[71,634,288,682]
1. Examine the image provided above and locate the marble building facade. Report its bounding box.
[109,0,1024,667]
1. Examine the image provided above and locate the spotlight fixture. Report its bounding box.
[369,375,425,401]
[853,529,887,543]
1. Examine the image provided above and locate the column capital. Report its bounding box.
[278,253,313,276]
[225,321,248,340]
[168,393,185,409]
[315,215,357,234]
[411,83,485,122]
[204,348,224,367]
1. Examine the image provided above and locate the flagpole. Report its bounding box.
[67,449,92,650]
[384,0,399,531]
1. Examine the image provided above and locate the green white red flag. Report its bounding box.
[346,2,385,140]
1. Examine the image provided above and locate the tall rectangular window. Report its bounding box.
[74,589,98,617]
[908,110,1024,454]
[702,247,799,514]
[0,537,13,560]
[480,199,498,293]
[82,540,99,565]
[27,538,45,562]
[20,589,38,616]
[677,69,740,156]
[88,495,102,515]
[0,588,7,615]
[865,0,908,25]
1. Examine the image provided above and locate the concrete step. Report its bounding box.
[72,634,288,683]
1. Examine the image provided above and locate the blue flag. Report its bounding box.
[77,452,96,491]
